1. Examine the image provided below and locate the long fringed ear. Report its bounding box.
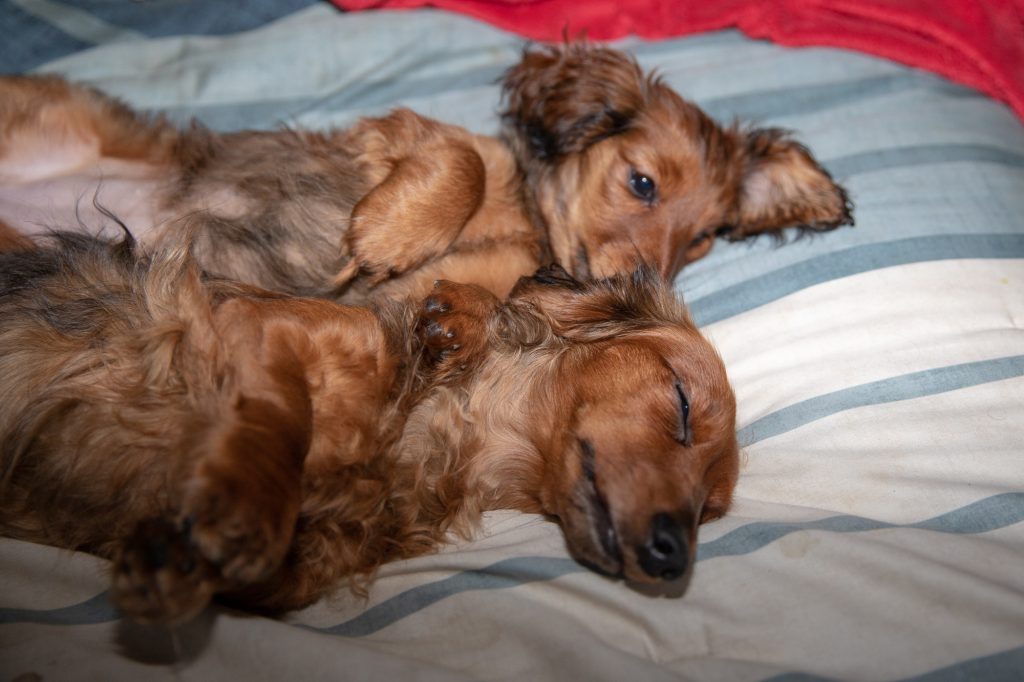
[512,262,584,291]
[333,110,485,288]
[727,128,853,241]
[509,264,687,342]
[500,44,647,161]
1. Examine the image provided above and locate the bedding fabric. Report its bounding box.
[329,0,1024,123]
[1,2,1023,681]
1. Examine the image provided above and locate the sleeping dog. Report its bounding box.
[0,233,738,623]
[0,43,850,301]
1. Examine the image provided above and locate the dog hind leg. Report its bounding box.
[333,110,487,288]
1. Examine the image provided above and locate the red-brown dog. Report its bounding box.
[0,233,738,623]
[0,43,850,300]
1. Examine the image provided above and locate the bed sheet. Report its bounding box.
[1,3,1022,681]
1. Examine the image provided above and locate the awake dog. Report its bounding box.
[0,43,851,301]
[0,233,738,623]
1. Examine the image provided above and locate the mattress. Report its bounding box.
[1,2,1022,680]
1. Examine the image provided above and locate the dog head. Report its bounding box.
[501,43,852,281]
[474,264,738,584]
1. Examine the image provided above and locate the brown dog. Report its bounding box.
[0,44,850,300]
[0,232,738,623]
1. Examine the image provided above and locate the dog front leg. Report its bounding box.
[112,305,316,623]
[181,384,311,584]
[111,392,311,624]
[111,388,311,623]
[418,280,502,381]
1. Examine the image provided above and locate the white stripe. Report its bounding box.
[684,522,1024,680]
[734,376,1024,521]
[706,258,1024,428]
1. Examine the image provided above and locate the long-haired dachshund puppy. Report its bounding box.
[0,43,850,301]
[0,233,738,623]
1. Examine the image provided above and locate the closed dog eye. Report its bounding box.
[674,379,691,446]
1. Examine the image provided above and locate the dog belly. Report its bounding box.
[0,161,168,241]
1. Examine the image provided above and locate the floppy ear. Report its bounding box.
[509,264,687,342]
[500,44,646,161]
[333,110,485,287]
[511,262,584,291]
[728,128,853,241]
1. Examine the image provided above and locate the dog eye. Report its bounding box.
[674,380,690,446]
[628,169,657,202]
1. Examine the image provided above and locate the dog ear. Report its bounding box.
[728,128,853,241]
[332,110,485,288]
[514,262,584,290]
[501,44,646,161]
[510,264,687,342]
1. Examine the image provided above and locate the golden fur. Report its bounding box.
[0,44,850,301]
[0,234,738,623]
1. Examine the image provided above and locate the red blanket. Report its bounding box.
[331,0,1024,122]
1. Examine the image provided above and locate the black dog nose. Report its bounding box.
[637,513,689,580]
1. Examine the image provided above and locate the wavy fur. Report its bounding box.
[0,235,738,623]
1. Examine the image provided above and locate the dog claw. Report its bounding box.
[178,557,197,575]
[423,296,450,314]
[144,539,169,570]
[416,281,497,375]
[112,518,217,624]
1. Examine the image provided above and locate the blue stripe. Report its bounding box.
[825,144,1024,178]
[1,0,319,74]
[0,0,92,73]
[700,73,976,122]
[689,233,1024,326]
[738,355,1024,446]
[310,556,582,637]
[700,492,1024,562]
[900,646,1024,682]
[0,589,116,626]
[4,493,1021,632]
[10,0,146,46]
[304,492,1024,637]
[76,0,318,39]
[765,644,1024,682]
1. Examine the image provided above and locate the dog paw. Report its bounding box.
[112,518,217,624]
[180,462,297,585]
[418,280,498,374]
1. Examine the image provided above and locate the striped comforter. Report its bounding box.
[1,2,1022,680]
